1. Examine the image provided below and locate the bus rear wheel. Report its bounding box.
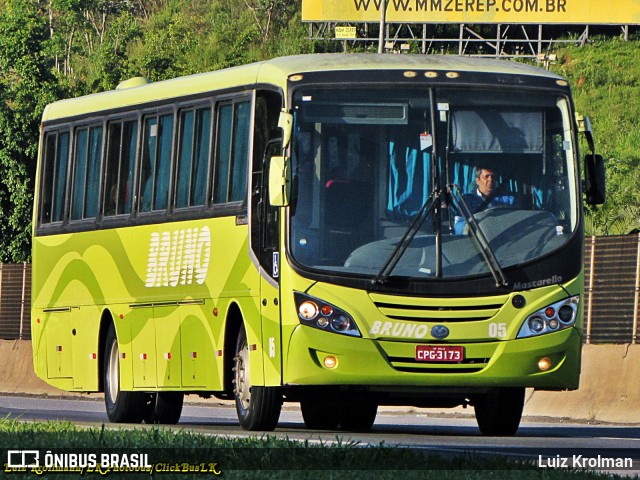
[144,392,184,424]
[103,323,146,423]
[473,387,524,436]
[233,324,282,431]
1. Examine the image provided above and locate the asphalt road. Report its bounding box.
[1,394,639,475]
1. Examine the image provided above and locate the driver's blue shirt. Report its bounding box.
[453,190,517,234]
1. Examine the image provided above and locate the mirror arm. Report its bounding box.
[278,110,293,150]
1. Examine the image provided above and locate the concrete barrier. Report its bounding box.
[0,339,84,397]
[525,344,640,424]
[1,340,638,424]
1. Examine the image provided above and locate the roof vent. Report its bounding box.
[116,77,150,90]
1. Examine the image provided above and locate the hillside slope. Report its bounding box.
[553,38,640,234]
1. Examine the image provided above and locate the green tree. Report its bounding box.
[46,0,142,93]
[0,0,61,261]
[124,0,221,80]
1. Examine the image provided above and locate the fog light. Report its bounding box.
[323,355,338,369]
[538,356,552,372]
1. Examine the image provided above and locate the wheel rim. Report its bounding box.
[106,338,120,405]
[234,340,250,411]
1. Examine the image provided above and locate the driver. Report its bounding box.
[453,166,517,234]
[464,166,516,211]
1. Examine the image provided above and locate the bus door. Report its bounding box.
[251,137,282,386]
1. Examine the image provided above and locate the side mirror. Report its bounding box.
[584,153,605,205]
[269,155,291,206]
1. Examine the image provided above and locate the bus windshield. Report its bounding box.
[289,86,579,281]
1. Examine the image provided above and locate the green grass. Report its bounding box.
[0,419,633,479]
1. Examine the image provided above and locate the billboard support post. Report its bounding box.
[378,0,386,53]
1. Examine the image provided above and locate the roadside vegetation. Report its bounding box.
[0,0,637,263]
[552,37,640,235]
[0,418,633,479]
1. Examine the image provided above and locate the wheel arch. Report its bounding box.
[97,308,116,393]
[220,302,243,399]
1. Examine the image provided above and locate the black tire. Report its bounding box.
[233,324,282,431]
[103,323,146,423]
[474,387,524,436]
[301,400,377,431]
[144,392,184,424]
[338,402,378,431]
[300,399,340,430]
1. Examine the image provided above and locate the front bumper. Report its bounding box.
[284,324,581,391]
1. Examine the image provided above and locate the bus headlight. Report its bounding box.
[528,316,545,333]
[298,301,319,320]
[294,292,361,337]
[517,296,579,338]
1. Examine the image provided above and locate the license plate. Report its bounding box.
[415,345,464,362]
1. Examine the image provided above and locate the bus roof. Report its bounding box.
[42,54,565,122]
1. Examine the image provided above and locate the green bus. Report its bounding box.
[32,54,604,435]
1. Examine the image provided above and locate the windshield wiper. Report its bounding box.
[373,190,438,285]
[449,184,508,288]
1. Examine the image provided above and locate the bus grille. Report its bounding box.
[368,292,510,323]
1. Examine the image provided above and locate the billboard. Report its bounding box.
[302,0,640,25]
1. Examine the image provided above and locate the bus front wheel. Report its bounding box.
[300,399,340,430]
[103,323,146,423]
[233,324,282,431]
[301,400,377,431]
[473,387,524,436]
[338,402,377,431]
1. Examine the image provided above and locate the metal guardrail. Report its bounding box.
[584,234,640,344]
[0,263,30,340]
[2,233,639,343]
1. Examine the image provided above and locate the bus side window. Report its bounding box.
[230,102,250,202]
[214,104,232,204]
[41,130,70,225]
[176,106,211,209]
[213,99,251,205]
[140,113,173,213]
[70,125,102,221]
[104,119,137,216]
[154,114,173,211]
